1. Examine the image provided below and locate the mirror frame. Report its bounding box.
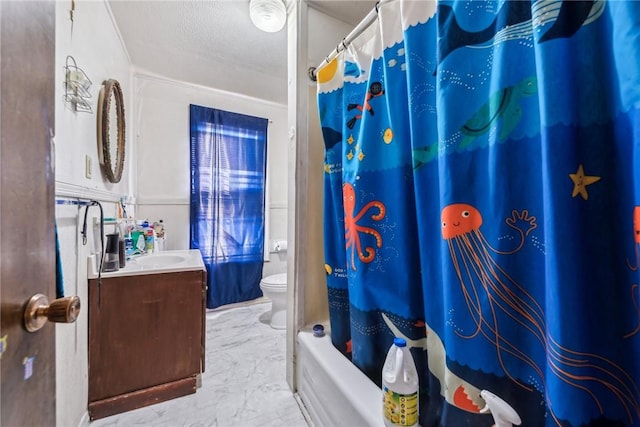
[97,79,126,183]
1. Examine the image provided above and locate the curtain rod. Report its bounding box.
[308,0,387,81]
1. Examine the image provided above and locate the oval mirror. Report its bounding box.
[97,79,126,183]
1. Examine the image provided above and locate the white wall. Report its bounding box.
[54,3,288,424]
[134,74,289,277]
[308,7,358,68]
[54,1,134,426]
[55,3,134,197]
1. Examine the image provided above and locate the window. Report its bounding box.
[190,105,268,307]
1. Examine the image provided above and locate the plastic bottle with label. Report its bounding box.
[382,337,419,427]
[145,227,154,253]
[124,231,134,257]
[153,220,165,252]
[131,222,146,255]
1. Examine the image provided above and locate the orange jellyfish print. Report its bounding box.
[442,203,640,425]
[343,183,386,271]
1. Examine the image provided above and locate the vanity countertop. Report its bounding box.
[87,249,205,279]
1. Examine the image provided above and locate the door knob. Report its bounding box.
[24,294,81,332]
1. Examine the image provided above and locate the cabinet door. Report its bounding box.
[88,270,204,402]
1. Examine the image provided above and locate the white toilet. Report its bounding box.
[260,273,287,329]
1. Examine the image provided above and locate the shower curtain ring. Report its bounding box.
[308,67,317,82]
[375,2,379,13]
[342,39,347,50]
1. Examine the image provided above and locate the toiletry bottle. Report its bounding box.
[124,227,134,257]
[145,227,154,253]
[132,222,146,254]
[153,220,165,252]
[382,337,419,427]
[118,237,126,268]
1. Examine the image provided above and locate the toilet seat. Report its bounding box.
[260,273,287,292]
[261,273,286,287]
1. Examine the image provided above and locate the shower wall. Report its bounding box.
[301,6,361,324]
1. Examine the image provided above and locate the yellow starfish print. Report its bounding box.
[347,150,354,161]
[347,135,355,145]
[569,164,600,200]
[358,151,365,161]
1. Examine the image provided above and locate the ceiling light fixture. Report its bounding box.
[249,0,286,33]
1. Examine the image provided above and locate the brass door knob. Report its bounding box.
[24,294,81,332]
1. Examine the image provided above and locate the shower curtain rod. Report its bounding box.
[308,0,387,81]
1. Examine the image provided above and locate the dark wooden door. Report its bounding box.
[0,1,57,425]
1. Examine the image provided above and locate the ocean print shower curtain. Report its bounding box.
[317,0,640,425]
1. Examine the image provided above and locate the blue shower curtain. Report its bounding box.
[317,1,640,425]
[190,105,268,309]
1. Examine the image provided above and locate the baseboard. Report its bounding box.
[88,377,197,421]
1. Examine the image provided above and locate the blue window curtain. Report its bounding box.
[190,105,268,309]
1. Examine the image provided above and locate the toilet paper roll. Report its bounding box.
[274,240,288,252]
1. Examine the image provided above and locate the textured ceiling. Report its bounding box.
[108,0,375,102]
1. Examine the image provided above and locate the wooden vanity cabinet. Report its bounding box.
[88,269,206,420]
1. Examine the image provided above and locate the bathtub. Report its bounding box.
[296,330,383,427]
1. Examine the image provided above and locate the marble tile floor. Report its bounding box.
[91,301,309,427]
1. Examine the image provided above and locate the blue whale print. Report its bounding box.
[437,0,597,65]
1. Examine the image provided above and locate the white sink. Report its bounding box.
[87,250,205,278]
[135,254,187,267]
